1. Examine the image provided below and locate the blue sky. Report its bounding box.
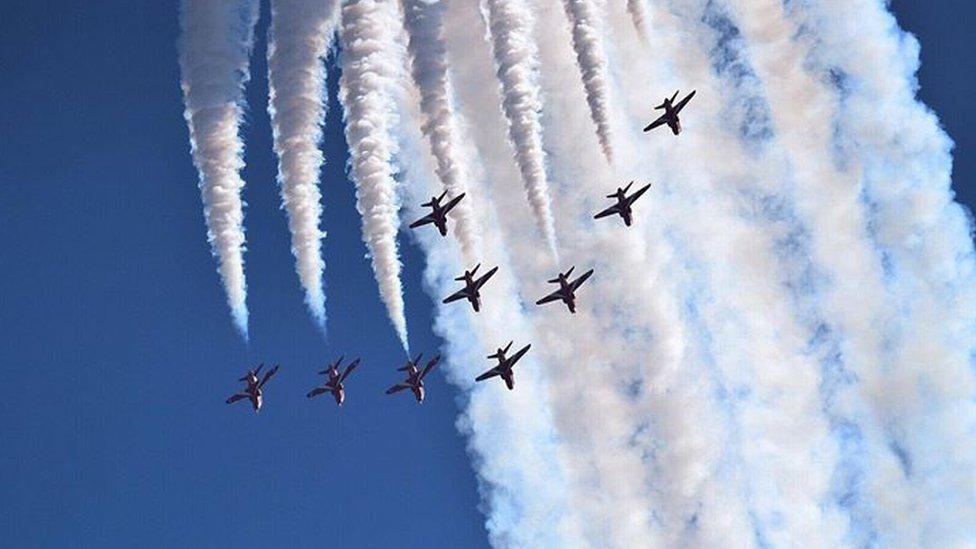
[0,1,972,547]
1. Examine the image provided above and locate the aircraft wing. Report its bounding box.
[442,287,471,304]
[507,344,531,367]
[420,356,439,380]
[473,266,499,290]
[340,360,360,383]
[642,114,668,132]
[226,393,249,404]
[594,203,622,219]
[441,193,465,214]
[570,269,594,291]
[626,183,652,206]
[536,290,564,305]
[258,365,279,389]
[306,387,329,399]
[673,90,696,114]
[409,214,436,229]
[475,367,501,382]
[385,383,411,395]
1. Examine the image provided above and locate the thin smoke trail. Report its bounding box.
[626,0,649,41]
[482,0,559,259]
[561,0,615,163]
[337,0,410,351]
[401,0,481,257]
[267,0,340,332]
[178,0,259,339]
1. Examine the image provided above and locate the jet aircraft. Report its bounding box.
[307,356,360,406]
[594,181,652,226]
[475,341,531,390]
[408,190,466,236]
[443,264,499,312]
[225,363,280,412]
[535,266,594,313]
[385,354,440,403]
[643,90,696,135]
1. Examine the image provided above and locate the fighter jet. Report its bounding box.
[594,181,652,227]
[306,356,360,406]
[225,363,280,412]
[442,264,499,312]
[385,354,440,403]
[535,266,595,313]
[643,90,696,135]
[408,190,466,236]
[475,341,531,390]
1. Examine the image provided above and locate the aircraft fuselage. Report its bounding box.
[249,387,263,411]
[558,279,578,313]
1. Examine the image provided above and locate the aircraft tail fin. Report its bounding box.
[398,353,421,371]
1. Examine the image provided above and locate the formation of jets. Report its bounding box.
[227,90,694,412]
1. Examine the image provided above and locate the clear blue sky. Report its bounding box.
[0,1,971,547]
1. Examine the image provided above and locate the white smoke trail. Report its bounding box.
[482,0,559,258]
[401,0,481,256]
[337,0,410,351]
[561,0,615,163]
[178,0,259,339]
[705,0,901,543]
[446,0,757,544]
[396,122,580,547]
[176,0,976,545]
[626,0,649,41]
[266,0,340,332]
[437,0,975,544]
[772,0,976,544]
